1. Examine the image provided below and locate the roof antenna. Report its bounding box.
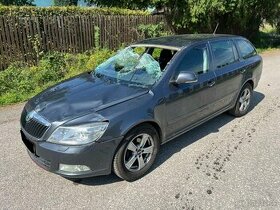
[213,23,219,35]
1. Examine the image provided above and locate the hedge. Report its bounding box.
[0,6,150,16]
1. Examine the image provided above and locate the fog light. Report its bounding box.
[59,164,90,173]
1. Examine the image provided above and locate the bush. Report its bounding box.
[161,0,280,39]
[0,62,34,95]
[137,22,171,39]
[254,32,280,49]
[0,49,114,106]
[36,52,68,85]
[0,5,149,16]
[86,49,114,70]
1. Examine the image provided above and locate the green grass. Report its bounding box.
[256,47,279,54]
[0,49,114,106]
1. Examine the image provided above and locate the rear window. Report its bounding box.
[235,39,257,59]
[210,40,238,68]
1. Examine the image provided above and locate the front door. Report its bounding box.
[165,43,217,138]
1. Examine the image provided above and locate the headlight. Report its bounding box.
[47,122,108,145]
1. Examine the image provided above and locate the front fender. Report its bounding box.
[97,92,165,142]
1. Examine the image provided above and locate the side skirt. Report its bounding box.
[162,104,234,145]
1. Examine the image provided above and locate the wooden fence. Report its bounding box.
[0,15,165,70]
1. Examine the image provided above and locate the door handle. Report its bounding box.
[207,80,216,87]
[158,97,166,104]
[240,68,247,74]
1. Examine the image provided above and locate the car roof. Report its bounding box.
[132,34,243,50]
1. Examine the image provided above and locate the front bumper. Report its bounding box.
[21,129,123,178]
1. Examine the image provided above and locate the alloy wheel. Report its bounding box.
[239,88,251,112]
[124,134,154,172]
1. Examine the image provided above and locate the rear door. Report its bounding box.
[209,39,243,111]
[165,43,217,137]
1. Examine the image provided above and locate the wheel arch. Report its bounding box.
[111,120,163,177]
[123,120,163,144]
[245,79,254,89]
[233,79,254,105]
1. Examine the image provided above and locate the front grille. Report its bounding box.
[21,109,49,139]
[20,109,28,127]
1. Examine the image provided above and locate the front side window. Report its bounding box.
[235,39,257,59]
[177,44,209,75]
[211,40,237,68]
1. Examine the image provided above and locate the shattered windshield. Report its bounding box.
[94,47,163,87]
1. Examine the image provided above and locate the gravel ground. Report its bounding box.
[0,50,280,210]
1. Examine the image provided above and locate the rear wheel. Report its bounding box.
[229,83,253,117]
[113,124,160,181]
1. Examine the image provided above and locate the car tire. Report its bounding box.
[113,124,160,182]
[229,83,253,117]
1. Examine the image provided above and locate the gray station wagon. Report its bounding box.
[20,34,262,181]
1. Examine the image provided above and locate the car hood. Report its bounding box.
[28,73,148,122]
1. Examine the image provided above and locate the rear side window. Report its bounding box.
[177,44,209,75]
[235,39,257,59]
[210,40,237,68]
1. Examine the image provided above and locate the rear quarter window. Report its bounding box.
[235,39,257,59]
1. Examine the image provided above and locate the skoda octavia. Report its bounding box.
[20,34,262,181]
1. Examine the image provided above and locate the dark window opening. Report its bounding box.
[235,39,257,59]
[177,44,209,75]
[211,40,237,68]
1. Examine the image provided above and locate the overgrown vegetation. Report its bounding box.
[89,0,280,40]
[137,22,171,39]
[0,5,149,16]
[86,0,151,9]
[53,0,78,6]
[254,23,280,51]
[0,49,114,105]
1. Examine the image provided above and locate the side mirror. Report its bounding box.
[171,71,198,85]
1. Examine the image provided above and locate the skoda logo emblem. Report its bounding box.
[26,111,35,122]
[35,103,47,112]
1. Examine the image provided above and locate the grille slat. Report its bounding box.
[32,119,41,137]
[21,109,49,139]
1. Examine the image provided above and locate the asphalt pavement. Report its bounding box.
[0,50,280,210]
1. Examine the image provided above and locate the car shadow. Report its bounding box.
[70,91,265,186]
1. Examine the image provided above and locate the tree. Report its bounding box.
[53,0,78,6]
[85,0,280,39]
[267,1,280,33]
[0,0,34,5]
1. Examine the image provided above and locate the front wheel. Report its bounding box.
[229,83,253,117]
[113,125,160,181]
